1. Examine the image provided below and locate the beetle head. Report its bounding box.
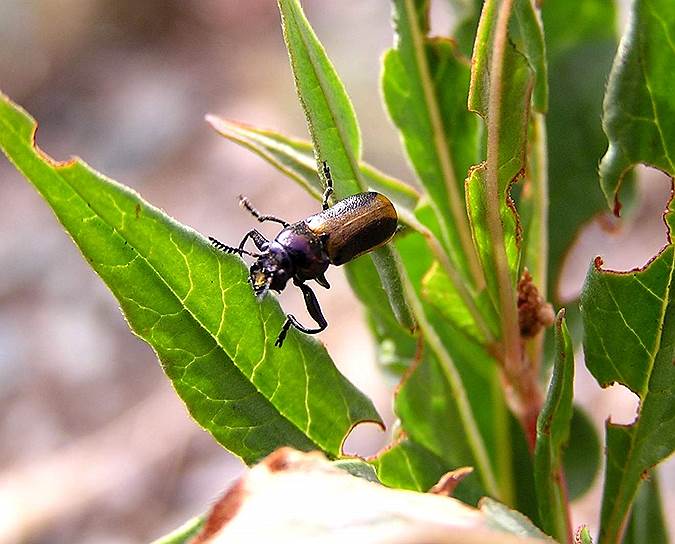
[249,245,293,298]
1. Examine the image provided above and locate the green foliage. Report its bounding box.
[534,312,574,542]
[623,475,668,544]
[369,437,448,492]
[149,516,204,544]
[0,93,380,465]
[543,0,621,299]
[599,0,675,208]
[1,0,674,542]
[383,0,481,281]
[581,1,675,540]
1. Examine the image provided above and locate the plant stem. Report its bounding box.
[525,112,550,375]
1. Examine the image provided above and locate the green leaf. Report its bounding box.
[511,0,548,113]
[333,459,381,483]
[534,310,574,543]
[277,0,412,332]
[581,212,675,540]
[149,515,205,544]
[599,0,675,211]
[0,92,381,465]
[394,231,503,502]
[422,260,499,344]
[277,0,363,197]
[370,437,448,492]
[467,0,533,308]
[447,0,484,58]
[623,473,669,544]
[479,498,553,541]
[562,407,600,501]
[369,245,416,332]
[343,255,417,372]
[383,0,484,286]
[205,117,420,212]
[543,0,622,300]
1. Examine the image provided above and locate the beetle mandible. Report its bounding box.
[209,162,398,347]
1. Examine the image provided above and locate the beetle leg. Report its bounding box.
[275,282,328,347]
[238,229,270,252]
[321,161,334,210]
[315,273,330,289]
[239,195,290,227]
[209,236,259,258]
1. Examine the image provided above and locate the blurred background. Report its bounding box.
[0,1,671,543]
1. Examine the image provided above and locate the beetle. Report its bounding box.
[209,162,398,347]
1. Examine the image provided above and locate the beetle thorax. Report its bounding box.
[275,225,329,281]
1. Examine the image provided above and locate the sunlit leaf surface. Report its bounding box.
[0,93,382,465]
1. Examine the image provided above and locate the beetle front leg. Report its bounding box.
[238,229,270,252]
[275,281,328,347]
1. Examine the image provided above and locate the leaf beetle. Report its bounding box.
[209,162,398,347]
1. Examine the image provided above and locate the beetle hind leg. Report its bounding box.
[275,281,328,347]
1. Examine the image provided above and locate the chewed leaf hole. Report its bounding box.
[558,167,671,302]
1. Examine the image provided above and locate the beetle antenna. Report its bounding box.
[321,161,334,210]
[209,236,259,258]
[238,195,290,227]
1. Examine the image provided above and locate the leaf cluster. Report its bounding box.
[1,0,673,542]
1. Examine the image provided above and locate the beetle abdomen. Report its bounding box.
[305,192,397,266]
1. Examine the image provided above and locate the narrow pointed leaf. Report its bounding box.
[534,311,574,543]
[383,0,483,285]
[599,0,675,211]
[467,0,533,305]
[422,261,499,344]
[332,459,380,483]
[393,231,503,501]
[479,498,553,541]
[562,407,600,501]
[277,0,412,332]
[277,0,362,198]
[206,116,420,212]
[370,245,416,332]
[343,254,417,372]
[448,0,485,58]
[511,0,548,113]
[0,93,382,465]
